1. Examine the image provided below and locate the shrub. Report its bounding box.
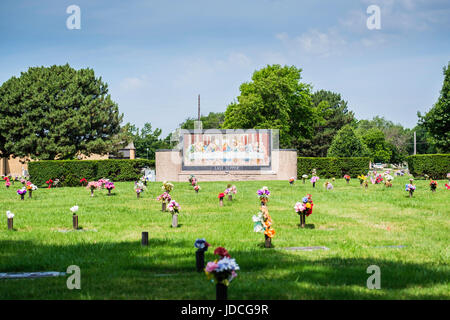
[297,157,370,178]
[407,154,450,179]
[28,159,155,187]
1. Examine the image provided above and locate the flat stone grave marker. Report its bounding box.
[374,245,406,249]
[279,246,330,251]
[56,229,97,233]
[0,271,66,279]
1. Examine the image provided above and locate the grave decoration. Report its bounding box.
[140,175,150,186]
[301,174,308,184]
[294,194,314,228]
[429,180,437,192]
[218,193,225,206]
[105,182,115,196]
[194,238,210,272]
[289,177,295,185]
[344,174,351,184]
[371,173,383,184]
[445,183,450,190]
[157,192,171,211]
[20,178,26,185]
[4,177,10,189]
[324,181,333,190]
[70,205,79,230]
[134,181,146,198]
[384,174,394,188]
[257,186,270,206]
[46,179,53,189]
[252,206,275,248]
[161,181,174,193]
[188,175,196,186]
[79,178,88,187]
[405,179,416,197]
[358,174,366,186]
[205,247,239,300]
[87,181,101,197]
[224,184,237,201]
[167,200,180,228]
[17,187,26,200]
[194,185,201,193]
[6,211,14,230]
[310,175,319,188]
[26,182,38,198]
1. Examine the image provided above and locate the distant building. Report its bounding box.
[108,141,136,160]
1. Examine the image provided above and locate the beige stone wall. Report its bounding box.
[0,156,29,177]
[155,149,297,182]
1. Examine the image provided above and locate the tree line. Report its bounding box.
[0,63,448,163]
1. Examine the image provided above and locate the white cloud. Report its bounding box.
[119,76,150,91]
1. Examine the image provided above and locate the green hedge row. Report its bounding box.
[407,154,450,179]
[297,157,370,178]
[28,159,155,187]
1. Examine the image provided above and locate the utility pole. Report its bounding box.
[198,94,201,121]
[413,131,416,155]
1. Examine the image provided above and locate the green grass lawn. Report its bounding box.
[0,176,449,299]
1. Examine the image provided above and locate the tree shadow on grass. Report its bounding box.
[0,239,448,299]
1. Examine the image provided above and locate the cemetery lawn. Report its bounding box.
[0,177,449,300]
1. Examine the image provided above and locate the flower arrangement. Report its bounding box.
[6,210,14,219]
[188,175,196,185]
[194,185,201,193]
[140,175,150,186]
[20,178,26,185]
[26,182,38,198]
[358,175,366,185]
[195,238,211,272]
[289,177,295,185]
[161,181,174,193]
[405,179,416,197]
[310,176,319,188]
[4,176,10,189]
[252,206,276,244]
[167,200,180,214]
[87,181,101,197]
[134,181,147,198]
[70,205,79,215]
[429,180,437,192]
[218,192,225,206]
[79,178,88,187]
[445,183,450,190]
[257,186,270,205]
[324,181,333,190]
[195,238,210,251]
[46,179,54,189]
[294,194,314,227]
[344,174,351,184]
[105,181,115,195]
[97,178,109,187]
[224,185,237,200]
[157,191,171,210]
[301,174,308,184]
[17,187,27,200]
[205,247,239,290]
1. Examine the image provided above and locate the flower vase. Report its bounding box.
[302,178,305,184]
[195,249,205,272]
[216,283,228,300]
[219,198,223,207]
[313,182,316,188]
[108,189,111,196]
[300,213,306,228]
[7,218,13,230]
[6,185,9,189]
[29,190,32,198]
[346,180,349,184]
[264,235,272,248]
[73,215,78,230]
[171,214,178,228]
[137,192,140,199]
[289,181,294,185]
[144,181,147,187]
[20,194,24,200]
[90,190,94,197]
[409,190,413,198]
[162,202,166,212]
[195,189,198,194]
[228,195,232,201]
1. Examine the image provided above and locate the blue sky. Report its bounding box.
[1,0,449,136]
